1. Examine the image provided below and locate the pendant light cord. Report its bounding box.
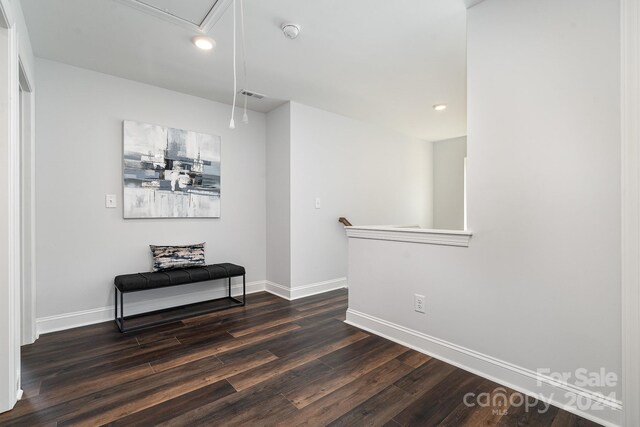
[240,0,248,123]
[229,0,237,129]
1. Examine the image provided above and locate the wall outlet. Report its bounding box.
[105,194,117,208]
[414,294,426,313]
[315,197,321,209]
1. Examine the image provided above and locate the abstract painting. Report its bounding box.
[123,121,221,218]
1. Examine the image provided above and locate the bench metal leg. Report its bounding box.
[120,290,124,329]
[115,287,127,332]
[115,273,246,333]
[115,287,122,332]
[229,274,246,306]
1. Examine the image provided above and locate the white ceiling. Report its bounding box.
[134,0,219,25]
[21,0,467,141]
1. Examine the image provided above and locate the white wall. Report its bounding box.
[290,102,433,290]
[35,59,266,325]
[266,103,291,288]
[34,61,435,321]
[433,136,466,230]
[347,0,621,424]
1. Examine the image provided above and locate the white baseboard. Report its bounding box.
[264,281,291,300]
[290,277,348,300]
[345,309,622,427]
[265,277,348,300]
[36,280,266,335]
[36,278,347,336]
[35,278,348,335]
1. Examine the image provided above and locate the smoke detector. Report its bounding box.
[281,23,301,39]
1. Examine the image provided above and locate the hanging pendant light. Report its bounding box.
[229,0,237,129]
[229,0,250,129]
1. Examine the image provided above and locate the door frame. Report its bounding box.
[0,0,21,413]
[621,0,640,425]
[19,60,35,346]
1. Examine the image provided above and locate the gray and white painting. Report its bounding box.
[123,121,221,218]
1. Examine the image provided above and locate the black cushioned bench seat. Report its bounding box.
[114,263,246,292]
[114,263,246,333]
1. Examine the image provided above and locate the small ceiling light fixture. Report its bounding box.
[281,23,301,39]
[192,35,216,50]
[433,104,448,111]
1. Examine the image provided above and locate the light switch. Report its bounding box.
[105,194,117,208]
[315,197,321,209]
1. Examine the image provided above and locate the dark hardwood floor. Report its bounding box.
[1,289,601,426]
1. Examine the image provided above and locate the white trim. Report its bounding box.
[290,277,348,299]
[17,60,30,93]
[622,0,640,425]
[465,0,486,9]
[8,25,19,410]
[36,277,349,335]
[19,76,36,346]
[264,281,291,300]
[36,280,266,334]
[15,389,22,401]
[463,157,468,231]
[114,0,232,33]
[346,226,472,247]
[197,0,232,33]
[0,0,12,29]
[265,278,348,301]
[346,309,622,427]
[0,0,21,410]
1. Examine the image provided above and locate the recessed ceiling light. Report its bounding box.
[192,36,216,50]
[433,104,447,111]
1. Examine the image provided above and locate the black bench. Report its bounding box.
[114,263,245,332]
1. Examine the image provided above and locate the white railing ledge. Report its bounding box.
[345,225,472,247]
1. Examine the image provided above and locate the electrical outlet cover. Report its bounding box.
[414,294,426,313]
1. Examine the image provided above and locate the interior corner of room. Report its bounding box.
[0,0,638,426]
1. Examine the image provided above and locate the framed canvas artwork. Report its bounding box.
[123,120,221,218]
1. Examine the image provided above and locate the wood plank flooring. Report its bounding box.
[1,289,601,426]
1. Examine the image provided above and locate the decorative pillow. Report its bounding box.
[149,243,206,272]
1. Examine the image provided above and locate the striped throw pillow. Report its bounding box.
[149,243,206,272]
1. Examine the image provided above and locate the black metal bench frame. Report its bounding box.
[114,273,245,333]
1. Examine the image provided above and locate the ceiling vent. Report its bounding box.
[239,90,266,100]
[115,0,233,32]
